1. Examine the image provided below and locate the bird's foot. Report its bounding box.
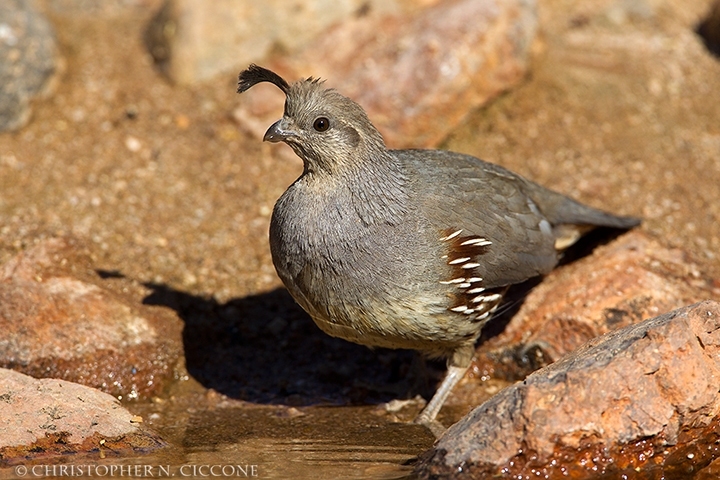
[412,413,447,438]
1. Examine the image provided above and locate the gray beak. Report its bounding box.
[263,119,295,143]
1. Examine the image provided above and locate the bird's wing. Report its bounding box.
[397,149,559,288]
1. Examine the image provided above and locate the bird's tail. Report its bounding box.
[525,183,641,250]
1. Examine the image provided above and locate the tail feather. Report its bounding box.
[550,195,641,229]
[526,182,640,227]
[552,199,639,250]
[524,182,640,250]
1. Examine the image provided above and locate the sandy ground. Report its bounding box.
[0,1,289,302]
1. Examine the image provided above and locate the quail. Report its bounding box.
[237,64,640,426]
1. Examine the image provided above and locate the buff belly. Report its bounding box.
[303,295,481,358]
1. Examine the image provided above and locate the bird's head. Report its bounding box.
[237,64,387,175]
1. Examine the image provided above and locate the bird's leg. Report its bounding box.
[413,364,468,426]
[413,344,474,429]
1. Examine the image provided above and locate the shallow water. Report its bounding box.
[125,402,434,480]
[164,407,432,479]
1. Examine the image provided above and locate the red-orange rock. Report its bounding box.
[0,368,165,465]
[298,0,537,148]
[0,237,183,399]
[418,301,720,479]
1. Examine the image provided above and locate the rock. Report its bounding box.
[417,301,720,479]
[0,0,60,131]
[472,230,718,381]
[0,237,184,400]
[236,0,538,149]
[145,0,401,85]
[0,368,165,464]
[294,0,538,148]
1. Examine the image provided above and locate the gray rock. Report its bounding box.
[0,0,59,131]
[417,301,720,478]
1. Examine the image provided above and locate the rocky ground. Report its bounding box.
[1,0,719,477]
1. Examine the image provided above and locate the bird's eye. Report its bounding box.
[313,117,330,132]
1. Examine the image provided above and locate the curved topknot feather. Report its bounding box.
[237,64,289,94]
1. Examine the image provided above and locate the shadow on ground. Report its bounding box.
[140,284,426,406]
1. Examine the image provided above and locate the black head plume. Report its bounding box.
[237,64,290,94]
